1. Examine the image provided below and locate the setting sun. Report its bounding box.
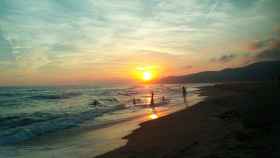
[132,65,160,82]
[143,71,153,81]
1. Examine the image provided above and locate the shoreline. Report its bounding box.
[97,82,280,158]
[0,88,205,158]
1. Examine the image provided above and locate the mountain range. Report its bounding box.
[159,60,280,83]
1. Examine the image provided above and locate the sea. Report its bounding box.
[0,83,210,158]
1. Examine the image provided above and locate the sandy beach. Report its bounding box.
[97,82,280,158]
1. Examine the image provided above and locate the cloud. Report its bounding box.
[255,39,280,61]
[211,54,236,63]
[182,65,193,69]
[0,30,14,61]
[249,39,273,51]
[228,0,258,9]
[0,0,280,85]
[250,30,280,61]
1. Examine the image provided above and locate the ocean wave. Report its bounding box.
[0,113,58,130]
[0,100,124,145]
[29,92,82,100]
[0,93,21,97]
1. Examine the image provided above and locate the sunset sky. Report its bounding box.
[0,0,280,85]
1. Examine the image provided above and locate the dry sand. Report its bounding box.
[96,82,280,158]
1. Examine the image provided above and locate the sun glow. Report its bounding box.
[143,71,153,81]
[133,65,160,82]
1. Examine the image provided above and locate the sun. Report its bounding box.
[133,65,159,82]
[143,71,153,81]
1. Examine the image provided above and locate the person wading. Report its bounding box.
[182,86,187,103]
[133,97,137,106]
[150,91,155,109]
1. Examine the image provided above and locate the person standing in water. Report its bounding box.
[161,96,166,103]
[182,86,187,103]
[133,97,137,106]
[150,91,155,109]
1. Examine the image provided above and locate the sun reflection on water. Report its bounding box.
[149,113,159,119]
[147,108,159,120]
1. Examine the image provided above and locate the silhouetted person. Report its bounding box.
[133,97,137,106]
[162,96,165,103]
[150,91,155,109]
[182,86,187,103]
[92,100,99,106]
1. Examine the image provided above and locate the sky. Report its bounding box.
[0,0,280,85]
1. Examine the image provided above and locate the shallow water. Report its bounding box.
[0,83,210,158]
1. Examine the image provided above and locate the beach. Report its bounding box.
[1,0,280,157]
[97,82,280,158]
[0,84,206,158]
[1,82,279,158]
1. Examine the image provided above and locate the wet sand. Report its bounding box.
[97,82,280,158]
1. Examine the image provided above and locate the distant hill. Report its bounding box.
[160,60,280,83]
